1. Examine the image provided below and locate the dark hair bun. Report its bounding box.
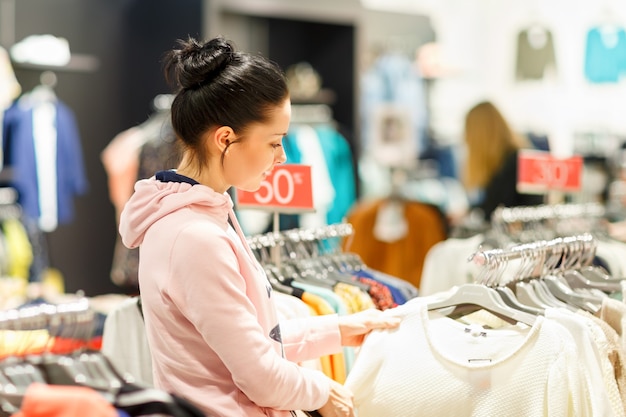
[167,37,234,90]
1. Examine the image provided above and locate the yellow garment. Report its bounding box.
[0,277,27,310]
[42,267,65,295]
[0,329,49,357]
[333,283,359,314]
[3,218,33,280]
[300,291,346,383]
[334,282,376,313]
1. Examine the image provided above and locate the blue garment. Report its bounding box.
[313,125,356,225]
[156,169,199,185]
[360,53,428,156]
[584,26,626,83]
[3,99,88,227]
[272,126,356,229]
[353,269,408,305]
[366,269,419,301]
[283,130,302,164]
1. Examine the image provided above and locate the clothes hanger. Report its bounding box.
[485,241,551,312]
[566,236,623,290]
[496,285,543,315]
[33,301,124,398]
[515,281,553,310]
[248,238,299,296]
[542,275,602,313]
[427,251,537,326]
[279,237,337,290]
[530,279,576,310]
[426,283,537,326]
[528,244,578,310]
[70,305,124,397]
[523,238,602,313]
[492,250,545,314]
[0,306,48,414]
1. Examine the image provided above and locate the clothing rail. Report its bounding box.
[247,223,354,250]
[490,203,606,244]
[0,298,94,352]
[247,223,355,268]
[492,203,605,224]
[469,234,596,286]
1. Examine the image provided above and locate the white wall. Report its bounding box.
[364,0,626,156]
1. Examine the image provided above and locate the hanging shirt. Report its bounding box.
[2,96,88,231]
[313,125,356,225]
[360,52,428,156]
[101,296,153,387]
[344,198,447,289]
[584,25,626,84]
[515,25,557,81]
[293,125,335,230]
[545,308,621,417]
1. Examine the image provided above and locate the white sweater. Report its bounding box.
[345,300,594,417]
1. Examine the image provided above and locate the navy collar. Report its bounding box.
[155,170,199,185]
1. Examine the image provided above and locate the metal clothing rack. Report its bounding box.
[469,234,597,287]
[492,202,605,224]
[490,202,607,244]
[247,223,354,267]
[0,298,94,356]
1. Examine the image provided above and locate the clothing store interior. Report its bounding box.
[4,0,626,415]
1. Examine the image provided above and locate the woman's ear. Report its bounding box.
[213,126,235,153]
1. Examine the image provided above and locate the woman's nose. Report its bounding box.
[276,146,287,164]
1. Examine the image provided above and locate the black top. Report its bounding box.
[478,150,545,220]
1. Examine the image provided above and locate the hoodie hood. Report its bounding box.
[119,177,232,249]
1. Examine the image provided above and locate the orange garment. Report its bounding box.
[343,198,447,289]
[0,333,102,359]
[300,291,346,383]
[100,127,142,219]
[10,382,117,417]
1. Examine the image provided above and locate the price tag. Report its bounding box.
[517,150,583,194]
[235,164,315,213]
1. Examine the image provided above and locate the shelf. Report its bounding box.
[12,53,100,73]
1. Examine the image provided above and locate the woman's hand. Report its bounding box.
[337,308,401,347]
[317,378,355,417]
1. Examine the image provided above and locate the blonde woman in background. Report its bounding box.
[462,101,544,221]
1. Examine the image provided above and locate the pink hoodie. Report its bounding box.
[118,176,342,416]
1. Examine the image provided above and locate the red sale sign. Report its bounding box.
[517,150,583,194]
[235,164,315,212]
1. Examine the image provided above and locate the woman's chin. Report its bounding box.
[236,183,262,193]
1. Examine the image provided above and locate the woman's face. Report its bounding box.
[225,98,290,192]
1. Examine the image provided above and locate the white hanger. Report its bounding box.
[426,283,537,326]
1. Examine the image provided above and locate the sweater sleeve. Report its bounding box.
[168,223,330,411]
[281,314,342,363]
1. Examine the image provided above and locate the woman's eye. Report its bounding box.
[272,143,282,149]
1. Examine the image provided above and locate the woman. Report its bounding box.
[118,36,399,417]
[462,101,544,221]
